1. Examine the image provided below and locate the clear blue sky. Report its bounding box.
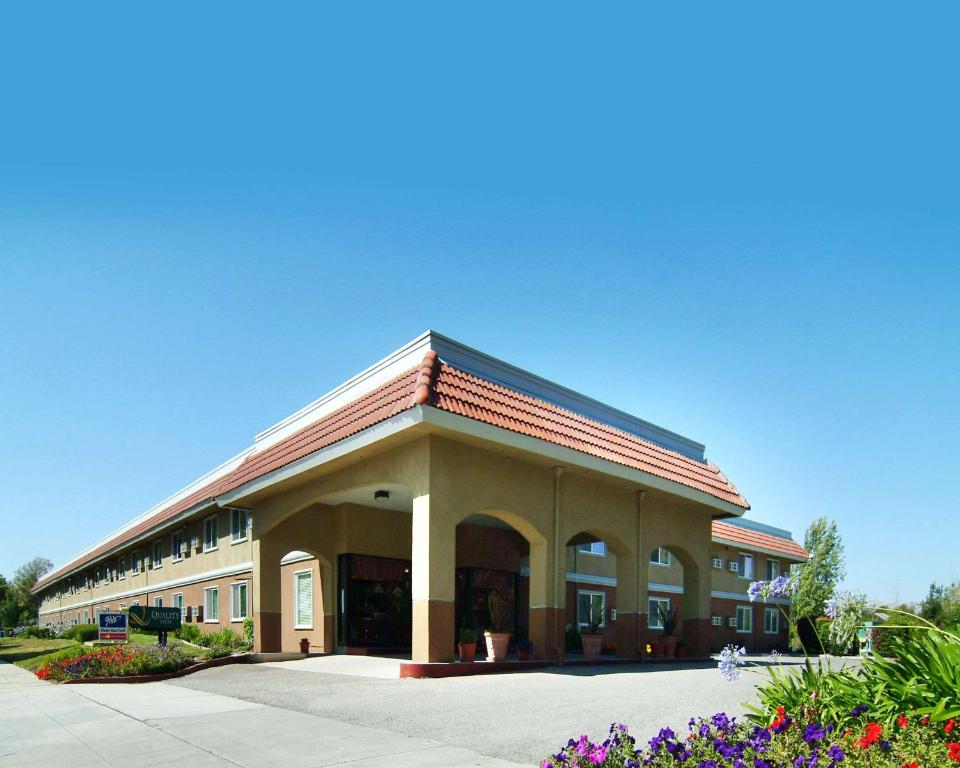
[1,4,957,603]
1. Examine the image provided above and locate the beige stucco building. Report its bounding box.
[34,332,805,662]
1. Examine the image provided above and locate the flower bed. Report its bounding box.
[541,709,959,767]
[34,643,208,682]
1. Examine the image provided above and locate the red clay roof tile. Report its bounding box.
[711,519,808,559]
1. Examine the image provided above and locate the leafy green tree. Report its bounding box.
[789,518,845,650]
[11,557,53,624]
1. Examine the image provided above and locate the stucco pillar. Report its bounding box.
[411,493,456,663]
[251,534,283,653]
[635,491,650,657]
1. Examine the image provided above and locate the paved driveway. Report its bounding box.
[170,656,801,765]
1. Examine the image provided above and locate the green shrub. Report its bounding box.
[815,618,854,656]
[63,624,99,642]
[242,617,254,643]
[174,623,202,643]
[196,627,251,652]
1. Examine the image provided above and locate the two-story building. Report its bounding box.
[34,331,804,662]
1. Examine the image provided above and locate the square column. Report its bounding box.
[411,493,456,663]
[251,536,283,653]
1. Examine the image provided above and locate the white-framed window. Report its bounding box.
[650,547,671,566]
[152,540,163,569]
[118,556,126,579]
[577,590,606,629]
[765,559,780,581]
[736,605,752,633]
[736,553,754,580]
[172,592,185,622]
[132,552,142,575]
[203,515,219,552]
[153,596,163,608]
[130,600,140,608]
[294,570,313,629]
[712,557,723,569]
[764,607,779,634]
[230,509,249,543]
[171,531,184,562]
[648,597,671,630]
[230,582,249,621]
[711,615,722,626]
[93,569,101,588]
[204,586,220,623]
[728,561,739,573]
[577,541,606,556]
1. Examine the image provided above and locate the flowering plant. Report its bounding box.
[34,643,200,682]
[541,707,960,767]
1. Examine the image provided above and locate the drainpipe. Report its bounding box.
[553,466,564,662]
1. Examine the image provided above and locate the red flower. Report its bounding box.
[922,716,930,726]
[901,762,918,768]
[947,719,956,734]
[858,722,883,749]
[897,714,909,729]
[948,742,960,762]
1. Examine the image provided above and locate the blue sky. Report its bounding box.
[1,4,957,603]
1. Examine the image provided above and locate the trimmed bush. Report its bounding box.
[63,624,99,642]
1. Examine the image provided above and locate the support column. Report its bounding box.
[411,493,456,663]
[635,491,650,657]
[251,536,282,653]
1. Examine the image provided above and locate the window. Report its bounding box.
[650,547,671,566]
[118,556,126,579]
[153,596,163,608]
[130,601,140,608]
[764,608,779,634]
[172,593,185,622]
[577,590,606,629]
[648,597,671,630]
[736,553,754,580]
[294,570,313,629]
[728,561,739,573]
[93,569,101,588]
[711,615,722,627]
[204,586,220,623]
[577,541,606,556]
[152,540,163,569]
[230,582,249,621]
[171,531,184,562]
[765,559,780,580]
[736,605,752,633]
[203,515,219,552]
[712,557,723,569]
[132,552,142,575]
[231,509,249,543]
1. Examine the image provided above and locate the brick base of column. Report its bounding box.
[256,610,282,653]
[529,606,564,662]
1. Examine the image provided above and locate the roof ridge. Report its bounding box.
[412,349,439,406]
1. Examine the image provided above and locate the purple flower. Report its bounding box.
[718,645,747,681]
[804,723,827,743]
[748,581,764,602]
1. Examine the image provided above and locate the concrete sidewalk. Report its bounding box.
[0,661,525,767]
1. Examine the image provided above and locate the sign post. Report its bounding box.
[98,612,128,642]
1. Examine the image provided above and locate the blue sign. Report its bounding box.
[98,611,128,640]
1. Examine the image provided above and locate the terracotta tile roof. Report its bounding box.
[428,362,749,509]
[711,520,808,559]
[36,351,751,591]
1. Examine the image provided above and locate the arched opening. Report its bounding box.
[279,549,333,653]
[454,511,542,660]
[645,542,706,658]
[564,531,631,658]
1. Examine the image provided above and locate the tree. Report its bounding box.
[10,556,53,625]
[790,518,845,651]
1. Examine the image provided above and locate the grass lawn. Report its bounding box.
[0,637,78,665]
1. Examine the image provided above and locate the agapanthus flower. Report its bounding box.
[718,645,747,681]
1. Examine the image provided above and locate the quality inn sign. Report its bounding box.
[127,605,182,631]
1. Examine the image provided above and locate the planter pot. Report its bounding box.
[582,634,603,659]
[649,638,666,658]
[663,635,679,658]
[484,631,511,662]
[458,642,476,663]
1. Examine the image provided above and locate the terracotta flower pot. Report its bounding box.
[484,631,510,662]
[582,634,603,659]
[664,636,679,658]
[458,641,476,663]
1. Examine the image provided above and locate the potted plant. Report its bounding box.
[658,603,681,658]
[516,638,533,661]
[458,628,477,662]
[581,613,604,659]
[483,590,511,662]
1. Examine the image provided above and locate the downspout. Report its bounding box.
[553,466,564,662]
